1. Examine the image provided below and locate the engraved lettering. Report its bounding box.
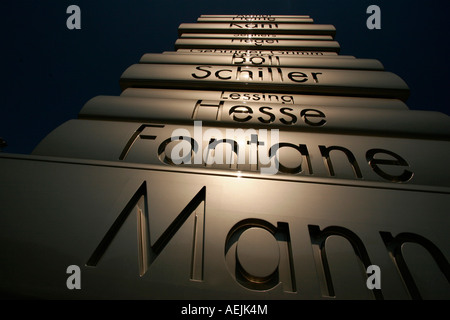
[279,107,297,125]
[269,143,312,174]
[308,225,384,300]
[229,105,253,122]
[215,69,232,80]
[300,109,327,127]
[311,72,323,83]
[319,145,363,179]
[86,182,207,280]
[192,66,212,79]
[380,232,450,300]
[229,23,278,29]
[225,219,296,292]
[190,65,322,84]
[366,149,413,183]
[288,71,308,83]
[258,107,275,124]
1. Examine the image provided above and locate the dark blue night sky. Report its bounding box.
[0,0,448,154]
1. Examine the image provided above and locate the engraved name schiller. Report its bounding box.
[119,64,409,100]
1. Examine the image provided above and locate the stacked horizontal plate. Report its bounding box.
[1,13,449,300]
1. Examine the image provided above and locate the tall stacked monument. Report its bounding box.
[0,14,449,300]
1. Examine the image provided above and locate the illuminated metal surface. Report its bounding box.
[0,154,448,299]
[197,17,314,23]
[119,64,410,100]
[174,49,339,56]
[78,96,448,139]
[180,33,333,40]
[178,23,337,36]
[1,11,449,301]
[120,88,408,109]
[200,15,311,18]
[31,119,450,187]
[174,38,341,52]
[139,53,383,70]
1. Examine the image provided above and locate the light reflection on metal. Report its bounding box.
[174,38,341,52]
[119,64,409,101]
[78,95,449,139]
[0,11,449,300]
[197,17,315,23]
[120,88,409,110]
[0,154,449,299]
[31,119,450,187]
[180,33,335,40]
[178,23,337,37]
[200,15,312,18]
[139,53,384,70]
[173,49,340,56]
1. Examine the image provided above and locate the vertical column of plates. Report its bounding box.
[32,14,450,188]
[2,13,446,302]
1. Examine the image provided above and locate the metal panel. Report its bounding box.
[78,95,449,139]
[197,17,314,23]
[174,38,341,52]
[139,53,383,70]
[1,154,448,299]
[174,49,340,56]
[2,11,449,303]
[31,119,450,187]
[200,15,312,18]
[180,33,334,40]
[3,11,448,302]
[120,88,408,110]
[119,64,410,100]
[178,23,337,36]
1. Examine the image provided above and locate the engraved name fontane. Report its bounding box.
[191,65,322,82]
[33,120,450,187]
[121,122,413,182]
